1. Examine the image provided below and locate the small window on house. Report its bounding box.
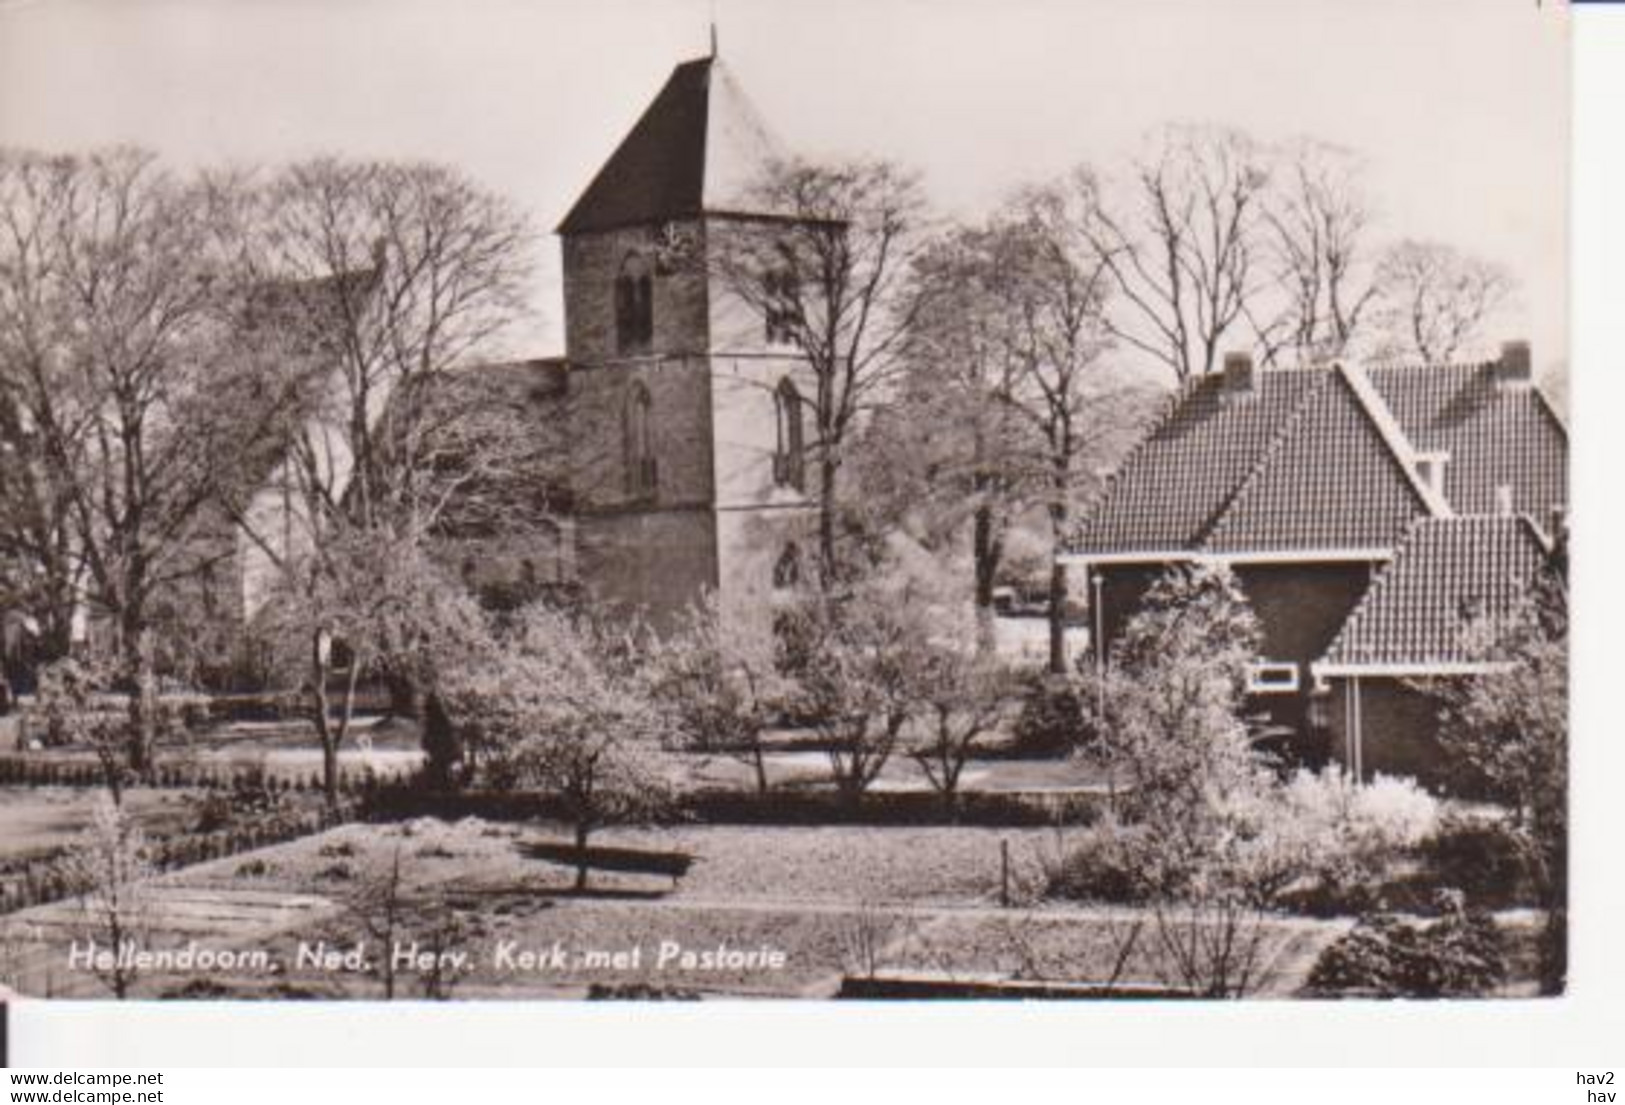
[329,637,355,672]
[772,542,802,590]
[198,563,218,618]
[773,377,806,491]
[624,382,656,496]
[614,254,654,353]
[763,268,800,346]
[1247,662,1300,695]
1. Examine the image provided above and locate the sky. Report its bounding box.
[0,0,1570,369]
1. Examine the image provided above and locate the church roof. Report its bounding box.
[558,56,783,235]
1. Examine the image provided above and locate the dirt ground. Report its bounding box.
[0,816,1349,1001]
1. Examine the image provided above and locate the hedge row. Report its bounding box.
[0,755,415,794]
[360,783,1102,828]
[0,801,362,916]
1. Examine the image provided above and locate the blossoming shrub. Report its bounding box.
[1307,890,1506,997]
[1269,770,1440,911]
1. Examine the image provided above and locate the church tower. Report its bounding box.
[557,54,815,631]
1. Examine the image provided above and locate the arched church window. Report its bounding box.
[763,267,801,346]
[615,253,654,353]
[625,381,656,497]
[772,542,802,590]
[773,377,806,491]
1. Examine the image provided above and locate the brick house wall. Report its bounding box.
[1233,562,1378,752]
[1323,675,1464,792]
[1094,558,1382,766]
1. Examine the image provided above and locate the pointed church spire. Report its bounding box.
[557,51,784,234]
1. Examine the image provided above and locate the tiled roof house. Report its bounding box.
[1063,344,1566,788]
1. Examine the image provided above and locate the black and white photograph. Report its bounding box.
[0,0,1571,1009]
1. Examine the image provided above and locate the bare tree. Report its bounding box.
[1080,125,1272,383]
[246,157,537,535]
[330,839,477,1001]
[343,842,409,1001]
[0,152,82,671]
[1249,140,1382,365]
[712,157,930,583]
[1148,891,1270,998]
[1371,239,1516,363]
[875,224,1044,651]
[0,148,307,774]
[838,897,901,981]
[984,186,1157,673]
[230,158,554,803]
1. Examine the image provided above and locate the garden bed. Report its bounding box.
[169,819,1068,907]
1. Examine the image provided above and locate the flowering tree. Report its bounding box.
[1101,562,1269,835]
[1433,562,1567,994]
[66,795,155,999]
[449,606,673,890]
[33,652,139,803]
[648,591,789,796]
[776,574,936,808]
[1086,562,1281,995]
[253,536,491,809]
[907,643,1015,813]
